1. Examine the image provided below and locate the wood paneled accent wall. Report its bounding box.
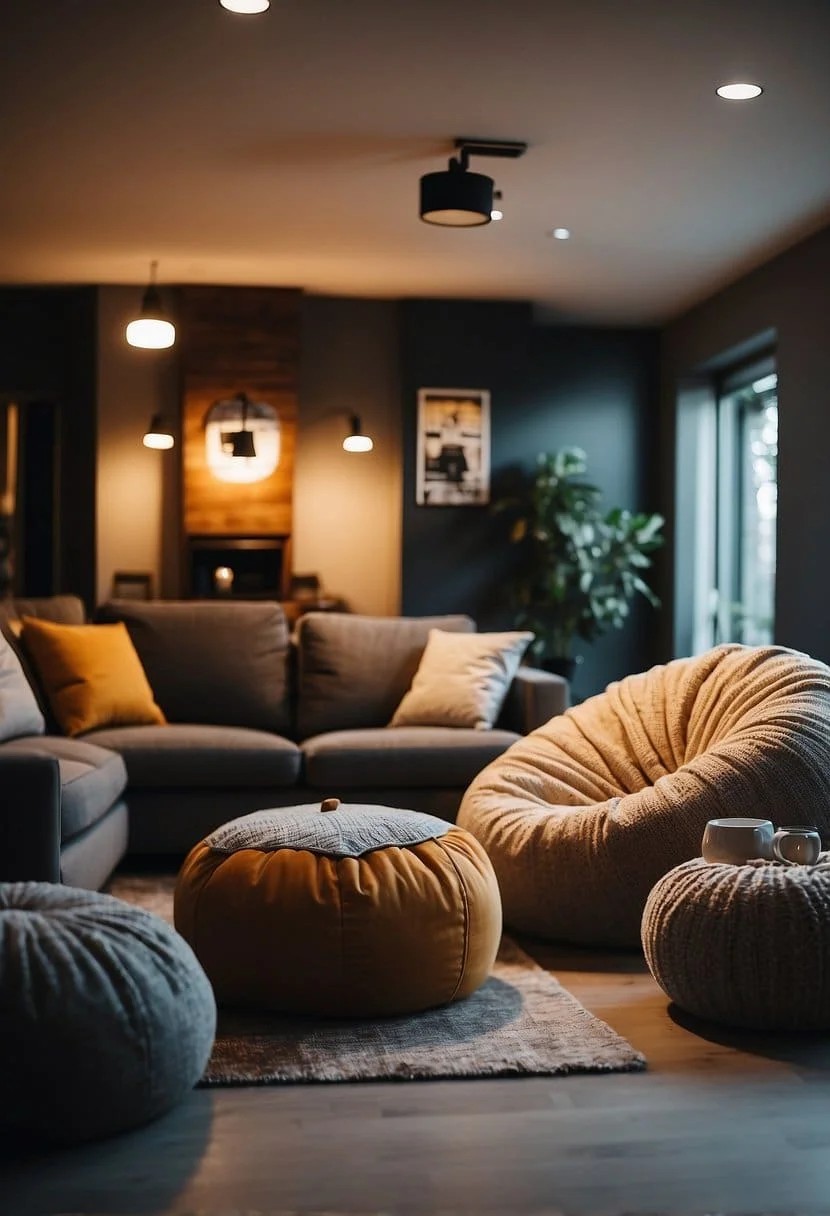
[180,286,301,540]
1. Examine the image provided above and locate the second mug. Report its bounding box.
[772,826,822,865]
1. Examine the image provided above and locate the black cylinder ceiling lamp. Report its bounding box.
[419,138,528,228]
[420,157,494,228]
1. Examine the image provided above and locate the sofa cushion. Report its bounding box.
[84,723,302,788]
[96,600,291,734]
[390,628,534,730]
[296,612,476,738]
[0,595,87,729]
[300,726,520,788]
[20,618,166,737]
[0,736,128,842]
[0,594,86,630]
[0,631,44,741]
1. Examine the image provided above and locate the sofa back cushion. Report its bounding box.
[96,600,291,733]
[0,630,45,741]
[295,612,476,737]
[0,595,86,629]
[0,594,87,730]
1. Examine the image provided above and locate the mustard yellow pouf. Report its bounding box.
[642,857,830,1031]
[174,799,502,1017]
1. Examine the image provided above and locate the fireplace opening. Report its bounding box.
[187,535,288,600]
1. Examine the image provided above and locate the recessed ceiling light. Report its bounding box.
[219,0,270,13]
[490,208,504,221]
[550,228,571,240]
[716,82,763,100]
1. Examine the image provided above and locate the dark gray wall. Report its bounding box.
[0,287,98,609]
[661,223,830,664]
[400,299,661,699]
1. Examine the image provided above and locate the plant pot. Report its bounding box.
[540,656,579,682]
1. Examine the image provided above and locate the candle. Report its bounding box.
[213,566,234,595]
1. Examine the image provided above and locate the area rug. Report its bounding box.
[109,873,646,1085]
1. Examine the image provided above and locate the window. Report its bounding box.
[714,360,777,646]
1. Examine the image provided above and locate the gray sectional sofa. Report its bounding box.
[0,597,567,890]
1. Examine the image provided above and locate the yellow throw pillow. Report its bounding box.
[390,628,534,730]
[21,618,166,737]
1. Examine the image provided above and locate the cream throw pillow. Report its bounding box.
[390,628,534,730]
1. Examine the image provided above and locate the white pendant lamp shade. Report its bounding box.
[126,261,176,350]
[219,0,270,12]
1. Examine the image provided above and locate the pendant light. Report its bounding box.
[126,261,176,350]
[205,393,280,484]
[343,414,374,453]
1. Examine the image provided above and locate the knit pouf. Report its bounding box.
[0,882,216,1144]
[642,857,830,1031]
[175,799,502,1017]
[458,644,830,947]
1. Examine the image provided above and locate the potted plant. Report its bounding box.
[497,447,664,679]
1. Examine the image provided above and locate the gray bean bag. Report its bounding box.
[0,882,216,1143]
[458,644,830,947]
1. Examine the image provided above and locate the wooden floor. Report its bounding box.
[4,933,830,1215]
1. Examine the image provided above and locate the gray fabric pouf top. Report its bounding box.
[0,882,216,1144]
[642,856,830,1031]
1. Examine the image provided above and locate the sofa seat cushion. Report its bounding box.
[301,726,520,789]
[83,723,302,789]
[1,736,127,842]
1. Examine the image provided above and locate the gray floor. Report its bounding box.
[4,936,830,1215]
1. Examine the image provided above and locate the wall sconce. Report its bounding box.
[142,414,175,450]
[126,261,176,349]
[204,392,280,484]
[419,138,527,228]
[342,414,374,453]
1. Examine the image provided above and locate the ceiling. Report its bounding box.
[2,0,829,324]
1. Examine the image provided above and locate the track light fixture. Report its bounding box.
[343,414,373,453]
[419,138,527,227]
[126,261,176,349]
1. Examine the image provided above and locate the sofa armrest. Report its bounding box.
[498,666,570,734]
[0,753,61,882]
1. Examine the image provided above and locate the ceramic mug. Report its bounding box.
[701,817,775,864]
[772,826,822,865]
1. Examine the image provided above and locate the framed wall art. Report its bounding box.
[111,571,153,600]
[415,388,491,506]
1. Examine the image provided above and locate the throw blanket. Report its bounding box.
[458,645,830,946]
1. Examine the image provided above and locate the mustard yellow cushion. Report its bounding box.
[21,618,165,737]
[174,802,502,1017]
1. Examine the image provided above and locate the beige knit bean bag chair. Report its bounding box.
[457,645,830,947]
